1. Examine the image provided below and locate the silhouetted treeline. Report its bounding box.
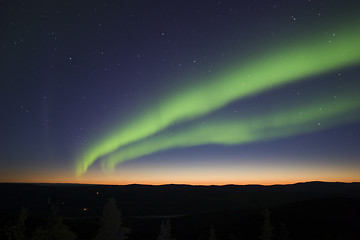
[2,198,359,240]
[1,182,359,239]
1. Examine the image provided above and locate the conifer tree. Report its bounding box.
[32,205,76,240]
[95,198,129,240]
[280,223,289,240]
[3,208,28,240]
[229,233,237,240]
[156,219,174,240]
[209,226,217,240]
[258,208,273,240]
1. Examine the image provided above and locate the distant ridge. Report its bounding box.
[0,181,359,187]
[0,181,359,220]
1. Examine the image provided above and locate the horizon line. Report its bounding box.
[1,180,359,187]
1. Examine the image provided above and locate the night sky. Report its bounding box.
[1,0,360,185]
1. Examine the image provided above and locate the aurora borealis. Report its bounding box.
[76,25,360,175]
[1,0,360,185]
[101,88,360,171]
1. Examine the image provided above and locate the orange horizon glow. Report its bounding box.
[1,157,359,186]
[1,170,359,186]
[1,179,359,186]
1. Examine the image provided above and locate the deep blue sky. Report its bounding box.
[1,0,360,184]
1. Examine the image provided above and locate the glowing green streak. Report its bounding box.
[103,94,360,170]
[76,26,360,176]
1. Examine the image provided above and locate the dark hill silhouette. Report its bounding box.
[0,182,359,239]
[0,181,359,217]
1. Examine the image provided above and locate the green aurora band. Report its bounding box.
[76,26,360,176]
[101,91,360,170]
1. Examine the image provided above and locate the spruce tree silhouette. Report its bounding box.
[94,198,130,240]
[156,219,175,240]
[209,226,217,240]
[3,208,28,240]
[280,223,289,240]
[32,205,76,240]
[229,233,237,240]
[258,208,273,240]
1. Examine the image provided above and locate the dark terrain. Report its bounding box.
[0,182,359,240]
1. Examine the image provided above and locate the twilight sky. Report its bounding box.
[1,0,360,185]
